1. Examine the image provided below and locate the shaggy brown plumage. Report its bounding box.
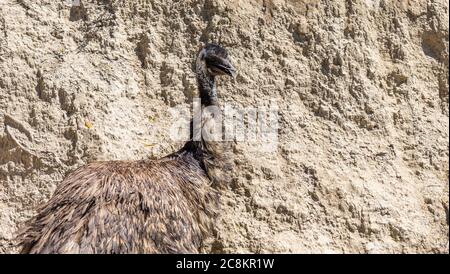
[18,44,236,254]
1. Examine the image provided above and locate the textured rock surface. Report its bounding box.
[0,0,448,253]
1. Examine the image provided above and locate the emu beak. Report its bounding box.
[225,65,237,79]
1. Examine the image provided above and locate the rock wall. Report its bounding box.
[0,0,448,253]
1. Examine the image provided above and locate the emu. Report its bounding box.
[18,44,236,254]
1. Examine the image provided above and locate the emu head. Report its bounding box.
[195,44,236,106]
[196,43,236,78]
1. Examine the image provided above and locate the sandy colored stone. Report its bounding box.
[0,0,448,253]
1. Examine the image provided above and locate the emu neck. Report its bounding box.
[171,58,231,186]
[196,64,217,106]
